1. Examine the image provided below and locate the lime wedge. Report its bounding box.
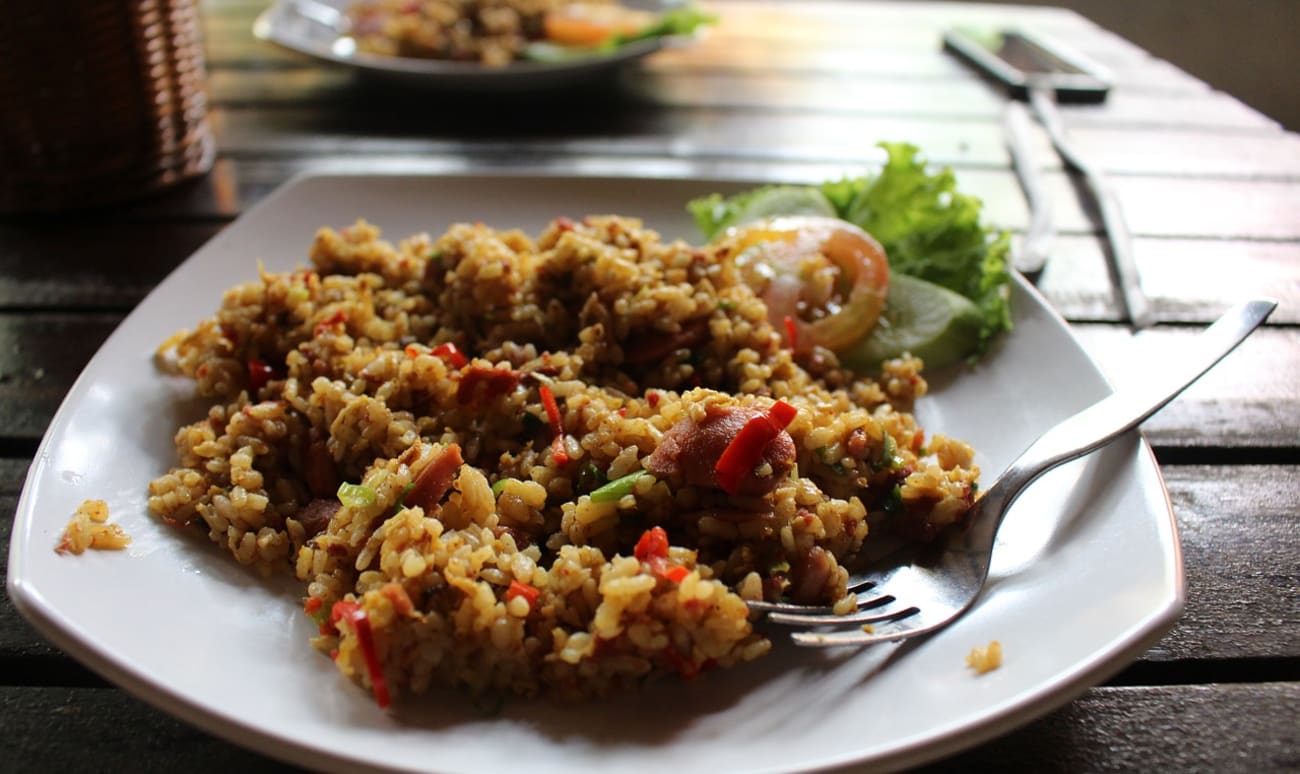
[837,273,983,372]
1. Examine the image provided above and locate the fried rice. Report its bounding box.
[148,215,979,703]
[348,0,617,67]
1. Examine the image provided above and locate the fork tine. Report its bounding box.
[745,579,878,614]
[789,609,924,648]
[845,576,876,594]
[764,595,899,626]
[746,600,836,614]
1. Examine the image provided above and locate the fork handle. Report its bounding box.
[983,299,1277,525]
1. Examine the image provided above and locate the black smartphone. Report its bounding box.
[943,27,1112,103]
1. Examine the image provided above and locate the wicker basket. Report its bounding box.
[0,0,216,212]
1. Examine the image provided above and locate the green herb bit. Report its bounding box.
[875,434,904,471]
[577,462,606,494]
[589,470,649,503]
[491,478,513,496]
[391,482,415,513]
[618,5,717,44]
[337,482,377,509]
[718,299,737,312]
[882,484,903,514]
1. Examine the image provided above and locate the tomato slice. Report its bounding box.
[726,216,890,355]
[543,3,655,47]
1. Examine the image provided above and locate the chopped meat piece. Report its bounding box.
[645,405,795,496]
[406,444,464,511]
[296,498,340,538]
[790,546,832,605]
[624,319,710,364]
[304,440,338,499]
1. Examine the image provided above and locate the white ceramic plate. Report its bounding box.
[8,173,1183,774]
[253,0,687,90]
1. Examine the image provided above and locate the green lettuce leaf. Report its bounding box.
[619,5,718,43]
[828,142,1012,351]
[523,5,716,63]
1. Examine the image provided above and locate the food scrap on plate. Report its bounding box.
[966,640,1003,675]
[55,499,131,555]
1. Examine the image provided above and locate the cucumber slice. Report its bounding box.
[725,186,837,229]
[837,273,983,372]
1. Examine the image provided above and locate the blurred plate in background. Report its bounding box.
[253,0,693,90]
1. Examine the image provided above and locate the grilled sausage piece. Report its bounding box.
[645,405,795,497]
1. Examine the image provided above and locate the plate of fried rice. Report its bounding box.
[8,172,1183,773]
[253,0,712,89]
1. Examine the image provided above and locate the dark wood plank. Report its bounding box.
[0,460,71,664]
[1038,236,1300,325]
[0,459,23,495]
[201,66,1277,132]
[625,72,1277,130]
[0,682,1294,772]
[207,106,1300,180]
[1072,325,1300,450]
[0,314,118,441]
[0,492,67,663]
[0,222,224,310]
[1147,466,1300,662]
[922,682,1300,772]
[0,686,309,772]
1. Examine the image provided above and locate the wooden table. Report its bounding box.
[2,1,1296,770]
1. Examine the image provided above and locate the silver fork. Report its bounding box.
[751,299,1276,647]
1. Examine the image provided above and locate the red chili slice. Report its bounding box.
[635,526,670,561]
[713,400,798,495]
[331,600,390,709]
[550,434,570,466]
[430,342,468,369]
[633,527,691,583]
[314,309,348,337]
[506,579,541,606]
[539,384,569,465]
[661,563,690,584]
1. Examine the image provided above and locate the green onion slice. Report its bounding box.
[337,482,377,508]
[589,470,649,503]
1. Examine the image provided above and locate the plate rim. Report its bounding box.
[7,169,1186,774]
